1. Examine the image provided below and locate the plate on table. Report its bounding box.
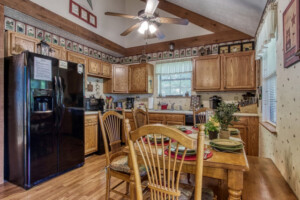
[210,139,243,147]
[147,134,170,143]
[228,128,239,135]
[177,127,187,132]
[169,143,196,156]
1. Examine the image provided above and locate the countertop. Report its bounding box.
[85,109,259,117]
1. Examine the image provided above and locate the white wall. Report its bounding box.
[30,0,128,47]
[258,0,300,198]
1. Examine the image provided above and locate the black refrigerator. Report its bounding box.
[4,52,85,189]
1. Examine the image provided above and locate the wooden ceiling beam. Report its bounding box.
[124,30,253,56]
[1,0,127,55]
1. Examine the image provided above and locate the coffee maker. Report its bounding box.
[126,97,135,109]
[209,96,222,109]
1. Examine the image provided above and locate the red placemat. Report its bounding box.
[143,137,174,146]
[164,149,213,161]
[184,130,193,134]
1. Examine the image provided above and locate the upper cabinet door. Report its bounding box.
[50,44,66,60]
[88,58,101,76]
[129,64,148,93]
[223,51,256,90]
[101,62,112,78]
[5,31,39,57]
[113,65,128,93]
[193,55,221,91]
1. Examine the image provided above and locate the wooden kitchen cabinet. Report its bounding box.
[222,51,256,90]
[87,57,101,76]
[85,115,98,155]
[126,112,185,130]
[193,51,256,92]
[49,43,66,60]
[103,64,128,93]
[101,62,112,78]
[5,30,39,57]
[129,63,154,94]
[193,55,221,91]
[230,116,259,156]
[67,51,88,88]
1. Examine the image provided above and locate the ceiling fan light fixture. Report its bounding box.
[138,21,149,34]
[149,24,157,34]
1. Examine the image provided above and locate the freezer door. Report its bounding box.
[27,53,59,186]
[58,62,84,172]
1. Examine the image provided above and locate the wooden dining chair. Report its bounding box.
[126,122,215,200]
[99,111,147,200]
[193,107,214,126]
[132,106,149,129]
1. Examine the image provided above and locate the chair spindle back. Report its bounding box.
[132,107,149,129]
[126,123,205,200]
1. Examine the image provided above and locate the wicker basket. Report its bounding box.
[239,104,258,113]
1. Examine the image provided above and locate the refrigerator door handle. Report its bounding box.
[54,76,60,107]
[59,76,64,107]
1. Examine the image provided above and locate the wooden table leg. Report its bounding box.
[128,151,136,200]
[228,170,243,200]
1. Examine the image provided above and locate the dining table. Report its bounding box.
[123,125,249,200]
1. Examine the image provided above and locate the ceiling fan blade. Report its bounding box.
[145,0,159,15]
[105,12,139,19]
[155,29,165,40]
[156,17,189,25]
[121,22,142,36]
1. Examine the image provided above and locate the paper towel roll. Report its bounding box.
[148,97,154,109]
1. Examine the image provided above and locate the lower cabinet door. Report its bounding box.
[85,116,98,155]
[233,125,248,155]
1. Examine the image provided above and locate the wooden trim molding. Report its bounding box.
[0,3,4,185]
[260,121,277,134]
[0,0,126,55]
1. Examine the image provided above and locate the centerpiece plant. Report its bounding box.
[213,102,239,139]
[205,120,219,140]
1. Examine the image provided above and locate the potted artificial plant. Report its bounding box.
[205,120,219,140]
[214,102,239,139]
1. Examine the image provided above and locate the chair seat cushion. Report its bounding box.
[110,155,146,176]
[142,183,214,200]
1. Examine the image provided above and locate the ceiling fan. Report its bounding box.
[105,0,189,40]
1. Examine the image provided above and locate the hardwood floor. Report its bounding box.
[0,155,126,200]
[0,155,297,200]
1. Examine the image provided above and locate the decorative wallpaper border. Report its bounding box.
[121,39,255,64]
[4,16,119,64]
[4,15,255,65]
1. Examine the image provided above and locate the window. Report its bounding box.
[156,60,192,97]
[262,37,277,124]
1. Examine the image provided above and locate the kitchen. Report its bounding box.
[0,0,299,200]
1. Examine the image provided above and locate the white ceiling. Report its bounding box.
[29,0,267,53]
[168,0,267,37]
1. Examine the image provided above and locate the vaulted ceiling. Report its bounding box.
[25,0,267,55]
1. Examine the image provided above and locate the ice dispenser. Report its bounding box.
[33,89,53,112]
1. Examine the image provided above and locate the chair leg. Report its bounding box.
[187,173,191,184]
[106,170,111,200]
[126,182,130,195]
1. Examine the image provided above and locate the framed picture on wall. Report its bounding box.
[52,35,59,45]
[218,45,229,54]
[242,42,254,51]
[84,46,89,55]
[45,32,52,43]
[60,37,66,47]
[230,43,242,53]
[283,0,300,68]
[78,44,83,53]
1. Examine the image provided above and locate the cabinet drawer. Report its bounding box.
[125,112,133,119]
[149,113,165,121]
[165,114,185,122]
[85,115,98,124]
[232,117,248,126]
[149,120,164,124]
